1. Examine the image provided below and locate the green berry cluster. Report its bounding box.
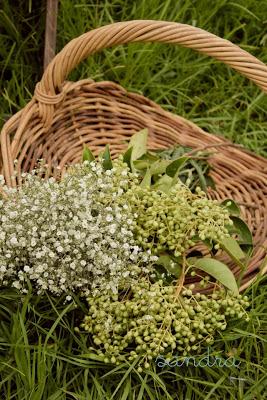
[80,278,249,370]
[124,182,233,257]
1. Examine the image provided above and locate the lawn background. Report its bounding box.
[1,0,267,157]
[0,0,267,399]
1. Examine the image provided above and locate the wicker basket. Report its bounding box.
[1,20,267,292]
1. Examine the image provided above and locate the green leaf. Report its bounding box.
[172,146,191,159]
[203,238,213,250]
[156,254,182,278]
[230,216,253,245]
[220,237,245,263]
[152,265,174,284]
[133,156,170,176]
[193,258,239,293]
[166,157,188,178]
[140,168,151,188]
[128,129,148,170]
[150,159,171,176]
[82,146,95,162]
[138,151,159,163]
[221,199,241,216]
[205,175,216,189]
[133,159,150,170]
[189,159,207,191]
[152,175,173,194]
[156,145,191,160]
[123,146,133,170]
[102,145,113,170]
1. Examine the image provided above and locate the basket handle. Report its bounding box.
[36,20,267,125]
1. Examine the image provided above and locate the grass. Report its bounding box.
[1,0,267,155]
[0,274,266,399]
[0,0,45,119]
[0,0,267,398]
[57,0,267,157]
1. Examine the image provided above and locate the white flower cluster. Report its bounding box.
[0,161,156,296]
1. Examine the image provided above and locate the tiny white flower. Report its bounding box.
[12,281,21,289]
[70,262,76,270]
[10,236,18,245]
[0,159,153,296]
[0,232,5,240]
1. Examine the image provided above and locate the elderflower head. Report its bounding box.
[0,160,155,296]
[125,181,233,257]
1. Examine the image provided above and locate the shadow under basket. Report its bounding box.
[1,20,267,293]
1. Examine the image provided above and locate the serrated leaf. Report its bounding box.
[193,258,239,294]
[221,199,241,216]
[128,129,148,171]
[220,237,245,263]
[166,157,188,178]
[82,146,95,162]
[152,175,173,194]
[123,146,133,170]
[140,168,151,188]
[156,254,182,278]
[102,145,113,170]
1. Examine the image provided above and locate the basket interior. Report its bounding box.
[6,79,267,290]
